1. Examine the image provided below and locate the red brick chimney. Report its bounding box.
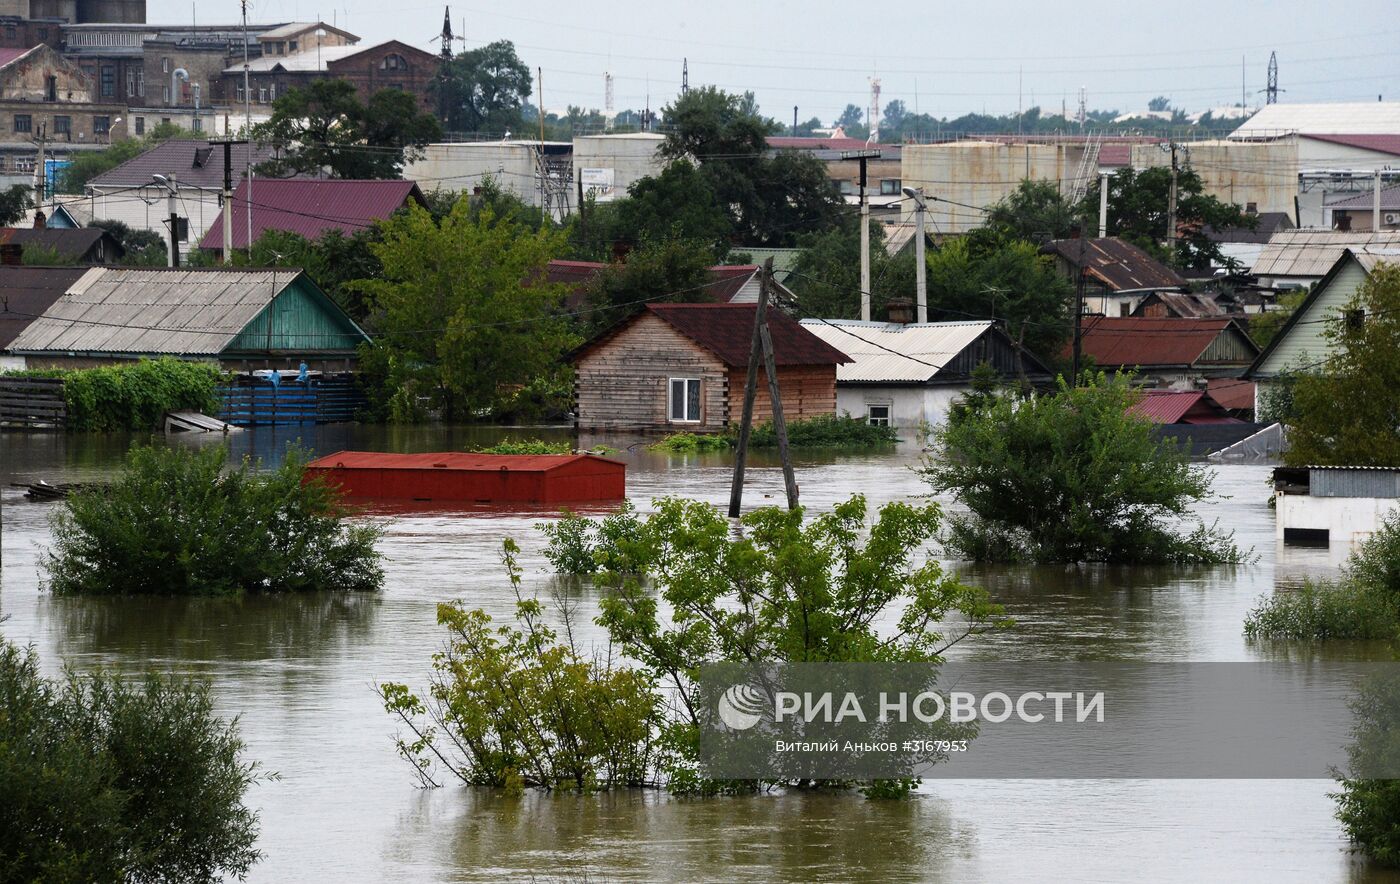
[32,209,45,229]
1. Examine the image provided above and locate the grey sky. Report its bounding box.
[158,0,1397,123]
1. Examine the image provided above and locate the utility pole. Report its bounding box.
[903,186,928,323]
[1375,171,1383,232]
[161,174,180,267]
[792,105,797,137]
[1166,142,1179,268]
[212,137,247,263]
[31,123,46,208]
[729,258,773,518]
[842,148,880,321]
[1098,172,1109,238]
[1071,225,1086,384]
[241,0,252,254]
[727,260,796,513]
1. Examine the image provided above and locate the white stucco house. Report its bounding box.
[797,319,1053,429]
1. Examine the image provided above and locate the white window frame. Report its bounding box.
[866,404,891,427]
[668,377,702,423]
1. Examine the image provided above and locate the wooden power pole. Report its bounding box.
[728,258,797,516]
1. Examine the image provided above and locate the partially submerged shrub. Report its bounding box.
[1245,513,1400,641]
[539,501,639,575]
[1335,673,1400,866]
[922,373,1247,565]
[747,413,898,448]
[378,540,664,791]
[471,436,572,455]
[0,642,264,882]
[46,444,383,596]
[647,432,731,453]
[63,358,222,431]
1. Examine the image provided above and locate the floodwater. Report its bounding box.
[1,424,1397,883]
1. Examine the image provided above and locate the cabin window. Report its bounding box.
[668,377,701,423]
[866,404,891,427]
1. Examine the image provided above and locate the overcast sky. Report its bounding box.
[158,0,1398,122]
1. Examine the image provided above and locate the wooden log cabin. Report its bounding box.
[571,304,851,433]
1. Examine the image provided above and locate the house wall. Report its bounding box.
[724,364,837,425]
[225,277,365,355]
[835,384,966,429]
[86,184,221,260]
[1276,492,1400,548]
[1253,257,1367,378]
[574,313,730,432]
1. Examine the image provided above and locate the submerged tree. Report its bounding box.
[922,373,1246,564]
[0,642,265,882]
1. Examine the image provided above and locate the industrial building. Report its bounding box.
[403,140,573,219]
[572,132,666,203]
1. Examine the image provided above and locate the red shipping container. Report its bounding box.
[303,451,626,505]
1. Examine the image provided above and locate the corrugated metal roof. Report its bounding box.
[224,43,364,73]
[1073,317,1252,368]
[1327,183,1400,210]
[1207,377,1256,411]
[1303,133,1400,157]
[799,320,993,383]
[1042,237,1187,292]
[89,139,288,189]
[1231,103,1400,137]
[200,179,425,250]
[1127,390,1239,424]
[304,451,612,472]
[1252,231,1400,278]
[7,267,302,356]
[1134,292,1226,319]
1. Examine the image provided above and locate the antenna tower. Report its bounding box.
[867,77,881,143]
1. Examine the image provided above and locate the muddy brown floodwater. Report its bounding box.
[3,424,1399,883]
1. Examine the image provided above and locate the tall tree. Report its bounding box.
[984,179,1082,243]
[1080,166,1253,269]
[89,218,167,266]
[659,87,843,248]
[0,184,30,225]
[1286,263,1400,467]
[788,220,913,319]
[433,40,532,134]
[353,196,576,420]
[580,237,718,333]
[254,79,441,179]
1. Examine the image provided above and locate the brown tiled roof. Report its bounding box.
[88,139,289,190]
[1043,236,1187,292]
[646,304,850,367]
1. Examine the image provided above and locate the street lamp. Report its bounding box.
[902,186,928,323]
[152,174,179,268]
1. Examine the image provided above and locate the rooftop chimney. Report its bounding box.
[0,243,22,265]
[886,296,915,325]
[32,208,45,229]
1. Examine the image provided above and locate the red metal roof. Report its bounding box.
[644,303,851,367]
[1073,317,1242,368]
[1129,390,1239,424]
[1302,133,1400,158]
[1207,377,1256,411]
[304,451,613,472]
[0,47,33,68]
[200,179,426,251]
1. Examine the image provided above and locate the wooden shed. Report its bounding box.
[571,304,850,433]
[304,451,625,504]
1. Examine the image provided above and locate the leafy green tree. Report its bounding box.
[925,230,1073,359]
[354,195,576,420]
[1286,263,1400,467]
[984,179,1081,243]
[1245,287,1308,348]
[56,122,192,193]
[580,236,718,332]
[0,642,264,883]
[921,373,1246,564]
[834,103,868,137]
[660,87,843,247]
[90,218,167,266]
[1148,95,1173,112]
[254,79,441,179]
[787,220,913,319]
[566,162,733,261]
[433,40,532,134]
[47,444,383,595]
[0,183,30,224]
[237,227,384,322]
[1080,166,1252,269]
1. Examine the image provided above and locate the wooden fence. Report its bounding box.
[0,376,66,429]
[217,373,367,426]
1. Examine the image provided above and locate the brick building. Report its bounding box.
[226,39,438,114]
[0,43,125,185]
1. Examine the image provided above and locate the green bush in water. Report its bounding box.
[62,358,223,431]
[471,437,573,455]
[45,444,383,596]
[1245,513,1400,641]
[647,432,732,453]
[0,642,265,882]
[746,414,898,448]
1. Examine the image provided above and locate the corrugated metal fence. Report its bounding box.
[1311,468,1400,499]
[217,373,367,427]
[0,376,66,428]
